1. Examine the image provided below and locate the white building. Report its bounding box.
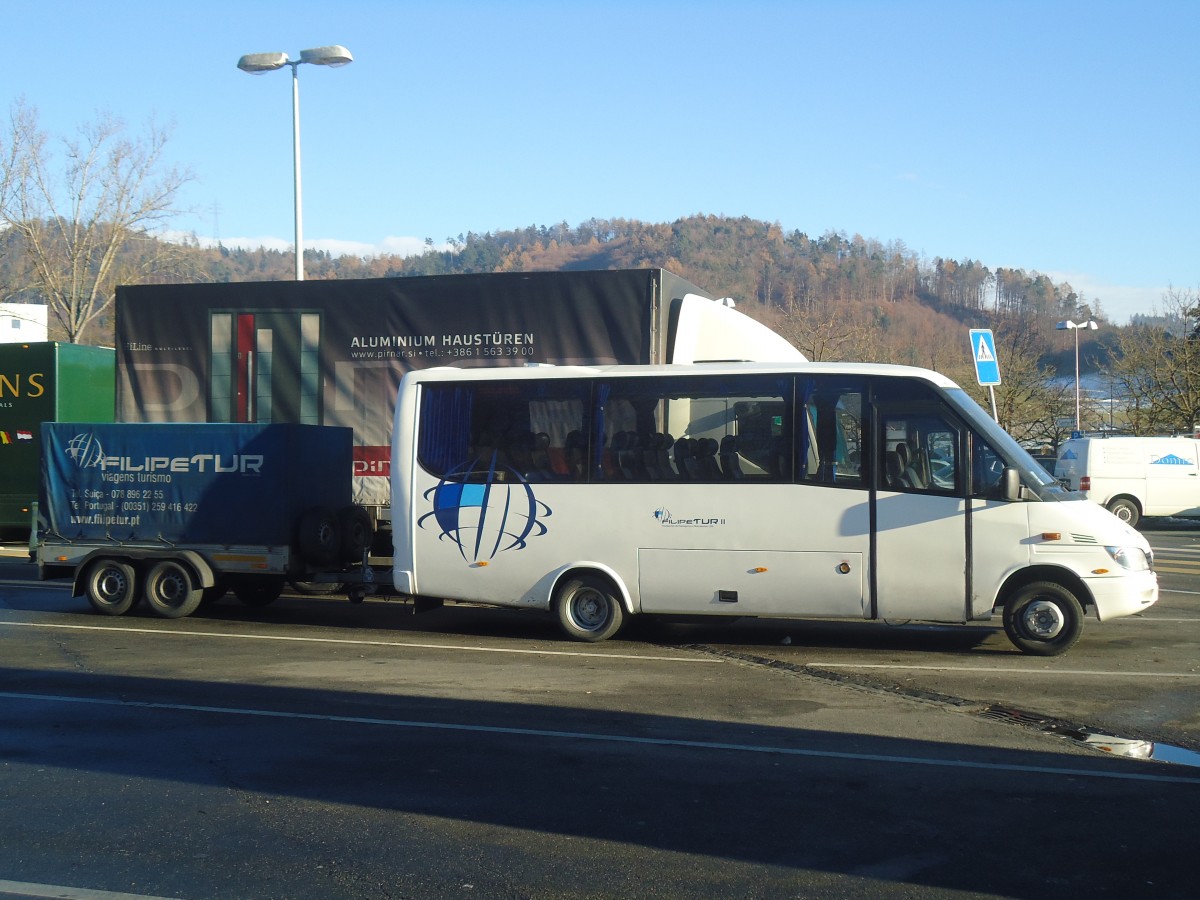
[0,303,48,343]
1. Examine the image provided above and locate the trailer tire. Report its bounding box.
[1106,497,1140,528]
[233,579,284,607]
[554,574,625,642]
[338,505,373,562]
[1002,581,1084,656]
[298,508,340,566]
[143,559,203,619]
[84,559,138,616]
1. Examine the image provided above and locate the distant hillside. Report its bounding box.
[4,213,1113,377]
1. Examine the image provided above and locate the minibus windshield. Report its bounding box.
[942,388,1070,499]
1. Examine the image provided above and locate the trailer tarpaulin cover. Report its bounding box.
[115,270,681,507]
[40,422,351,545]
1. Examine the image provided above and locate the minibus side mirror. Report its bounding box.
[1000,466,1023,501]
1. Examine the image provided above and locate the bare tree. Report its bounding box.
[0,100,192,343]
[1108,287,1200,435]
[775,300,880,362]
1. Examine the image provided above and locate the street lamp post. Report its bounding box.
[1056,318,1099,433]
[237,45,353,281]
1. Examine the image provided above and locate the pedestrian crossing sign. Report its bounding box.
[969,328,1001,386]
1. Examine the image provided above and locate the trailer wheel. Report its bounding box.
[143,559,203,619]
[338,505,373,562]
[298,508,341,566]
[233,579,284,607]
[1002,581,1084,656]
[554,574,625,642]
[84,559,138,616]
[1106,497,1140,528]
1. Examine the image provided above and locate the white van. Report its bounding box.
[391,362,1158,656]
[1054,436,1200,527]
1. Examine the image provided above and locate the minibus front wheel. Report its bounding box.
[554,574,625,642]
[1002,581,1084,656]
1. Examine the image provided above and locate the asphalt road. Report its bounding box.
[1,528,1198,899]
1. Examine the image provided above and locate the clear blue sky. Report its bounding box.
[4,0,1196,323]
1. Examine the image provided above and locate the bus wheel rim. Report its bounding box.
[1022,599,1064,639]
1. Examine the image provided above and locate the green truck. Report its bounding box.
[0,342,115,538]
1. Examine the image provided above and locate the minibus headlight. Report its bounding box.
[1105,546,1151,572]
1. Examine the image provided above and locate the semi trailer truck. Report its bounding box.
[114,268,802,547]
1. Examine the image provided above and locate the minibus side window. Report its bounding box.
[597,374,790,482]
[797,378,866,488]
[879,410,961,495]
[970,432,1006,499]
[417,381,590,482]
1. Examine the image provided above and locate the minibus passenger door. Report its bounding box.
[873,408,968,622]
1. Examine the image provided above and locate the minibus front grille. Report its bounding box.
[1070,533,1099,544]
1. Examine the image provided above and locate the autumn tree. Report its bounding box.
[0,100,192,343]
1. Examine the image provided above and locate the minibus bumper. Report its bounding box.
[1085,570,1158,622]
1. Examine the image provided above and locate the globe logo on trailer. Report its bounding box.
[66,433,105,469]
[419,453,551,564]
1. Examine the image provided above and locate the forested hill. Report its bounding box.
[191,213,1112,379]
[8,213,1112,381]
[211,214,1096,326]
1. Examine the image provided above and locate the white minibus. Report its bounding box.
[391,362,1158,656]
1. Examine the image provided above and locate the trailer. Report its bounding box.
[36,422,373,617]
[0,342,114,538]
[114,269,802,547]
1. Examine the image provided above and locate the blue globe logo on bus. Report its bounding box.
[419,453,551,564]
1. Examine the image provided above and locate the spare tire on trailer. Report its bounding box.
[338,504,373,562]
[297,508,340,566]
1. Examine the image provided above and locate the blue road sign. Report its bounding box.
[969,328,1001,386]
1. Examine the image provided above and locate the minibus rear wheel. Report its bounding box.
[555,574,625,642]
[1002,581,1084,656]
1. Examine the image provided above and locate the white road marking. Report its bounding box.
[0,619,720,664]
[2,689,1197,786]
[813,663,1200,677]
[0,879,177,899]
